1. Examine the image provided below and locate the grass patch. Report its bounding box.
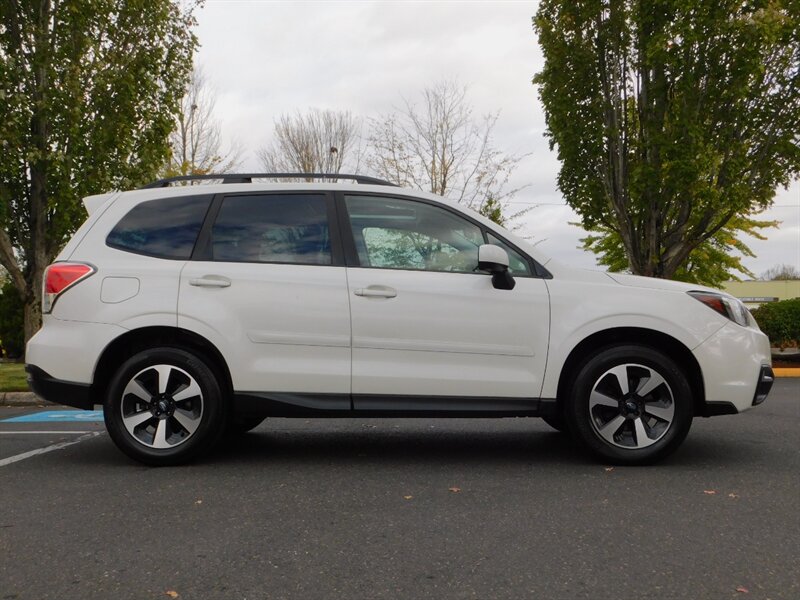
[0,363,29,392]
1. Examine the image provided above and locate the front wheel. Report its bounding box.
[226,416,265,435]
[104,348,227,466]
[566,345,693,465]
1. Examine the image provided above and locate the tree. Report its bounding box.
[581,213,776,287]
[534,1,800,282]
[366,80,527,225]
[0,279,24,359]
[750,298,800,348]
[256,109,363,178]
[164,67,242,178]
[0,0,199,345]
[761,263,800,280]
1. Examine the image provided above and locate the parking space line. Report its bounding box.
[1,410,104,423]
[0,431,102,467]
[0,431,94,435]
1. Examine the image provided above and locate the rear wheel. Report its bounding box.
[104,348,227,466]
[566,345,693,465]
[541,414,568,433]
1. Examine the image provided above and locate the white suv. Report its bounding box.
[26,174,774,465]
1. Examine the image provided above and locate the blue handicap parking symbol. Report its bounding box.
[1,410,104,423]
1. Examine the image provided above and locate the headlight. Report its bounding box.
[687,291,751,327]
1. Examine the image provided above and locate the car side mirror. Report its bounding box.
[478,244,515,290]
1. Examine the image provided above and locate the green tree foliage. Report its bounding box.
[751,298,800,348]
[0,0,199,345]
[478,197,507,227]
[534,1,800,283]
[0,280,24,358]
[581,213,777,287]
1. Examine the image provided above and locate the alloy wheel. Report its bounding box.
[120,364,204,449]
[588,363,675,450]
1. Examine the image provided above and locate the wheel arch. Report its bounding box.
[90,326,233,406]
[554,327,706,416]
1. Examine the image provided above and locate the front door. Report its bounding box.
[341,194,550,410]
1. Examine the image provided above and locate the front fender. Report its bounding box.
[540,279,727,398]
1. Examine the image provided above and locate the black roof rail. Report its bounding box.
[139,173,396,189]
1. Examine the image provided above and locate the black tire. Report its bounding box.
[541,414,568,433]
[104,347,227,466]
[565,344,693,465]
[226,416,265,435]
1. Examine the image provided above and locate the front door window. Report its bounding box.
[345,195,484,273]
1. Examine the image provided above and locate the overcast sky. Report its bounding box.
[195,0,799,278]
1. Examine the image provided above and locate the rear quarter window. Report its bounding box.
[106,195,212,259]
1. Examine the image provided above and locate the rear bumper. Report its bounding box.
[25,365,94,410]
[25,317,126,384]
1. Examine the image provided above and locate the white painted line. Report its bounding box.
[0,431,93,435]
[0,431,102,467]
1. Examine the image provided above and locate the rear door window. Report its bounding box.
[106,195,212,259]
[211,194,331,265]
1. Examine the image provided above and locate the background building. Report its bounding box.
[722,280,800,308]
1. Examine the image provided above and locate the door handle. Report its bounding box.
[189,276,231,288]
[354,286,397,298]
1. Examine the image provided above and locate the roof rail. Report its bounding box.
[139,173,396,189]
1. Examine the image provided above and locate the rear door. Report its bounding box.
[178,192,351,405]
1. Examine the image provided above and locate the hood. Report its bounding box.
[605,272,720,295]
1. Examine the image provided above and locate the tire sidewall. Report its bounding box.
[566,345,694,465]
[104,347,226,466]
[226,416,265,436]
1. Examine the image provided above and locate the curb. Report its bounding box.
[774,368,800,378]
[0,392,37,406]
[0,392,57,407]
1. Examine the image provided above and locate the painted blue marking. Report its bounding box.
[1,410,104,423]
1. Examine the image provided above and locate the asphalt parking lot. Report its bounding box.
[1,380,798,600]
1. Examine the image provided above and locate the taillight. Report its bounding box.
[43,262,95,314]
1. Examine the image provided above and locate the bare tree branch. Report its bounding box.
[366,79,528,224]
[256,109,363,179]
[165,67,243,177]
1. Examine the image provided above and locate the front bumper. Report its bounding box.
[692,322,773,414]
[752,365,774,406]
[25,365,94,410]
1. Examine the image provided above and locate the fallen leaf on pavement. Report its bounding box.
[166,592,179,598]
[195,500,202,505]
[448,487,461,493]
[728,493,739,499]
[703,490,716,495]
[403,495,413,500]
[736,586,749,593]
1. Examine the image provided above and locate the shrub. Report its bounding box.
[0,282,25,359]
[750,298,800,349]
